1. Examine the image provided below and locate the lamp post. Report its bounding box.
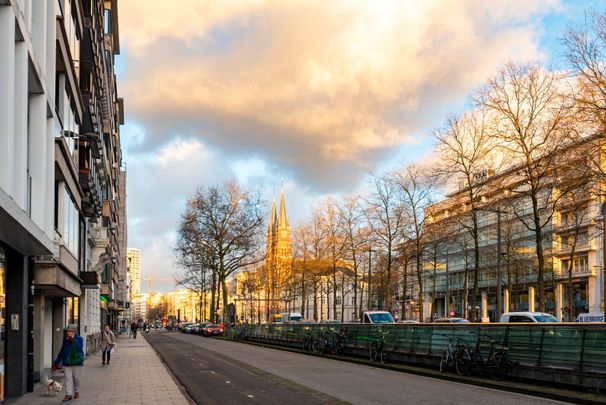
[368,247,374,311]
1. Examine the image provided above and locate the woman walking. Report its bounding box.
[52,324,84,401]
[101,324,117,366]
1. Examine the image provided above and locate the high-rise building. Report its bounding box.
[128,248,141,296]
[0,0,125,399]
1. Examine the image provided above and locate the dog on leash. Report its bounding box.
[44,375,62,396]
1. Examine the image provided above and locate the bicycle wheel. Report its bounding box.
[379,346,388,364]
[488,351,508,380]
[455,349,471,376]
[336,341,345,356]
[369,342,378,361]
[439,349,449,372]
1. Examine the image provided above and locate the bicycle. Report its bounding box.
[369,331,390,363]
[320,328,347,356]
[461,333,509,380]
[439,335,470,376]
[302,330,315,352]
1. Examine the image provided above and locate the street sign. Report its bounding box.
[449,311,455,317]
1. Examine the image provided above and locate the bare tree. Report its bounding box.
[393,163,438,322]
[338,195,369,320]
[175,181,265,331]
[475,61,581,312]
[366,173,406,311]
[434,110,498,320]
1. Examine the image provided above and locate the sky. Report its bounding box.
[116,0,603,293]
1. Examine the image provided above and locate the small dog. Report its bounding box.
[44,375,62,396]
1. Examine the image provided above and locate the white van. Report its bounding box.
[499,312,559,323]
[362,311,396,324]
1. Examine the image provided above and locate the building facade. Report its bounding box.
[0,0,126,399]
[420,140,604,322]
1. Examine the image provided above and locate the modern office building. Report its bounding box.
[0,0,126,399]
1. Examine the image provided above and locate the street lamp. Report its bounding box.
[474,205,506,320]
[368,247,374,311]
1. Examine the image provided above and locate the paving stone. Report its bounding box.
[8,335,191,404]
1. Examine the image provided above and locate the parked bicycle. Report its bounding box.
[439,335,469,376]
[302,329,315,352]
[369,330,390,363]
[458,333,509,380]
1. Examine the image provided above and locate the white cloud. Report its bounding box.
[119,0,558,190]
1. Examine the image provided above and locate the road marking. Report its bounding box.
[247,394,254,398]
[226,381,231,384]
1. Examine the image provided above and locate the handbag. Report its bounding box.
[66,341,83,366]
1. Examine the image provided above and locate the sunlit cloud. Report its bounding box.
[119,0,558,190]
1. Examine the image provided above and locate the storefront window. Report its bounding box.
[0,246,6,402]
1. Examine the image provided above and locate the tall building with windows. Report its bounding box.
[0,0,125,399]
[127,247,141,319]
[420,138,604,322]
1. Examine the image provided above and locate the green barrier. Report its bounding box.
[244,322,606,373]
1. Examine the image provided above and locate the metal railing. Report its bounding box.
[245,323,606,375]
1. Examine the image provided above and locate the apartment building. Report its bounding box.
[420,139,604,322]
[0,0,125,399]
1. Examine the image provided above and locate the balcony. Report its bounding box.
[78,138,102,217]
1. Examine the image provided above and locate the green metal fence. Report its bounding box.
[246,323,606,373]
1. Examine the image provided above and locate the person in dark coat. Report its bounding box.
[130,320,138,339]
[52,324,84,401]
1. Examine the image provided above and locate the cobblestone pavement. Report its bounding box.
[9,334,192,405]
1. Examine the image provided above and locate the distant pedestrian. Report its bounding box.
[52,324,84,401]
[101,325,116,366]
[130,320,138,339]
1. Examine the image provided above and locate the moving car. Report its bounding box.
[499,312,559,323]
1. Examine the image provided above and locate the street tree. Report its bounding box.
[475,61,582,311]
[175,181,265,329]
[433,110,498,320]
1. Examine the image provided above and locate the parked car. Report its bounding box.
[499,312,559,323]
[576,313,604,322]
[433,317,470,323]
[193,322,208,334]
[361,311,396,324]
[203,324,223,336]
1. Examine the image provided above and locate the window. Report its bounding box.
[104,9,111,34]
[63,185,79,256]
[335,296,342,306]
[351,297,356,305]
[509,315,533,322]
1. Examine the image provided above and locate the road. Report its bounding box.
[145,331,566,405]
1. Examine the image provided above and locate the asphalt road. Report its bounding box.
[145,331,567,405]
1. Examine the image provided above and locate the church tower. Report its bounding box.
[265,186,292,313]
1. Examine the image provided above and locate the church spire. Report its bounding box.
[278,186,288,228]
[269,197,277,231]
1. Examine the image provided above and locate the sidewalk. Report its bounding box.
[10,334,191,405]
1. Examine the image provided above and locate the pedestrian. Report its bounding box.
[52,324,84,402]
[130,320,138,339]
[101,325,116,366]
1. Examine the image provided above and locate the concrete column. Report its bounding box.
[44,117,55,238]
[588,275,600,313]
[30,0,46,68]
[481,291,488,321]
[13,41,28,209]
[528,287,536,312]
[0,7,16,193]
[27,94,46,227]
[504,288,510,314]
[555,283,563,321]
[423,293,431,322]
